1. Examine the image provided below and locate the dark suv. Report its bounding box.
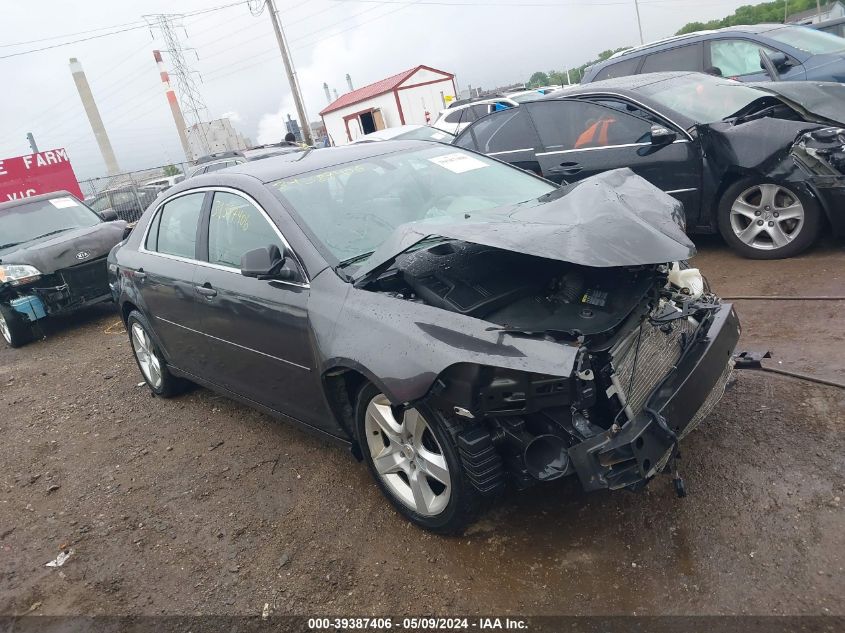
[582,24,845,83]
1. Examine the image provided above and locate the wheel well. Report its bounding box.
[121,301,138,325]
[322,368,369,460]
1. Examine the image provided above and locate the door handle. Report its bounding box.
[557,161,582,176]
[134,268,146,280]
[195,283,217,299]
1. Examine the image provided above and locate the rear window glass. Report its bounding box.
[147,193,204,259]
[640,43,703,73]
[594,56,641,81]
[468,108,540,154]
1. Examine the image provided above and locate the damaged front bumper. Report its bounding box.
[569,303,741,492]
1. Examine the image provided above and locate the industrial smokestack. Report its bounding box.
[69,58,120,175]
[153,50,192,162]
[346,73,353,92]
[323,82,332,104]
[333,88,339,101]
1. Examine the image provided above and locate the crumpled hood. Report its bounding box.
[0,221,127,274]
[752,81,845,126]
[354,168,695,280]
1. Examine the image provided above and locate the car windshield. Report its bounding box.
[270,145,555,265]
[767,25,845,54]
[640,75,766,123]
[0,196,100,250]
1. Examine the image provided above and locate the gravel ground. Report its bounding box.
[0,239,842,618]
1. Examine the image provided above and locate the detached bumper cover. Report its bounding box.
[570,304,741,492]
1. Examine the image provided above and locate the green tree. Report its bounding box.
[675,0,819,35]
[527,71,550,88]
[162,164,181,177]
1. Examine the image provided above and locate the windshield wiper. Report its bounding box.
[28,228,73,241]
[338,251,375,268]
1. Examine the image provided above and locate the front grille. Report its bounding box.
[610,314,697,418]
[58,256,109,300]
[679,359,734,439]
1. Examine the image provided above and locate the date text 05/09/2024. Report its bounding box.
[307,617,528,630]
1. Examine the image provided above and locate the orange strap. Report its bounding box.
[574,117,616,149]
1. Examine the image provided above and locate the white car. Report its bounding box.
[142,174,184,191]
[506,86,565,103]
[432,97,519,135]
[351,125,455,144]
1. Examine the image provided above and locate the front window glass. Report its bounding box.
[207,192,284,268]
[147,193,204,259]
[529,101,652,151]
[0,196,100,250]
[710,39,777,77]
[640,74,765,123]
[270,146,554,265]
[469,108,541,153]
[640,42,703,73]
[767,25,845,54]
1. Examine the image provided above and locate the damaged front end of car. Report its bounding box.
[347,169,741,497]
[792,126,845,235]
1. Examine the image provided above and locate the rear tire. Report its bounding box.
[355,383,486,535]
[126,310,185,397]
[0,303,33,348]
[717,177,820,259]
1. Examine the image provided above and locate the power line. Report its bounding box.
[0,20,148,49]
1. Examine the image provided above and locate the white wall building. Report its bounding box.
[787,1,845,24]
[319,65,456,145]
[187,118,250,159]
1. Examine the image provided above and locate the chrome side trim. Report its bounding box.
[156,316,311,371]
[664,187,698,194]
[537,142,650,156]
[138,186,310,289]
[488,148,535,156]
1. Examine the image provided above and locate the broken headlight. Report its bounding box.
[0,264,42,286]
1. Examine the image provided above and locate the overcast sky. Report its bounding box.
[1,0,754,181]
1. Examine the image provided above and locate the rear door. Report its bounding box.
[136,191,209,373]
[191,189,329,427]
[526,99,703,221]
[454,108,542,173]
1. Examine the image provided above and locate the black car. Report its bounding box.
[454,72,845,259]
[85,185,158,223]
[0,191,129,348]
[109,142,739,534]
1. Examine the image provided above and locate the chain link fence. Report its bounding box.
[79,161,192,223]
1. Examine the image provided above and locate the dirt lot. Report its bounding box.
[0,238,843,618]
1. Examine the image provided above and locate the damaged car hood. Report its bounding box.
[752,81,845,126]
[0,222,127,273]
[353,168,695,280]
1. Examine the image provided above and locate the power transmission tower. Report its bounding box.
[251,0,314,145]
[144,13,212,158]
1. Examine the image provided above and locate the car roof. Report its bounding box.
[544,71,700,96]
[0,190,77,212]
[176,141,431,188]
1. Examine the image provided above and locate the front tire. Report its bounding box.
[126,310,184,397]
[355,383,485,534]
[717,178,820,259]
[0,303,33,348]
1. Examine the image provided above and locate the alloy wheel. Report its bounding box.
[729,183,804,251]
[364,394,451,517]
[0,312,11,345]
[131,322,162,390]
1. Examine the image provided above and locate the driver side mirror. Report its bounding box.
[759,49,787,81]
[650,124,677,145]
[240,244,294,280]
[99,208,119,222]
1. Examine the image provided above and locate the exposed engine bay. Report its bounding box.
[365,240,672,340]
[362,238,729,493]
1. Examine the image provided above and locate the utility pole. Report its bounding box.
[634,0,644,45]
[784,0,788,22]
[26,133,38,154]
[817,0,822,22]
[265,0,313,145]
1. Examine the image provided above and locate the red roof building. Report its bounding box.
[319,65,456,144]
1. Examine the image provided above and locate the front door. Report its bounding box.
[192,190,332,429]
[527,99,703,226]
